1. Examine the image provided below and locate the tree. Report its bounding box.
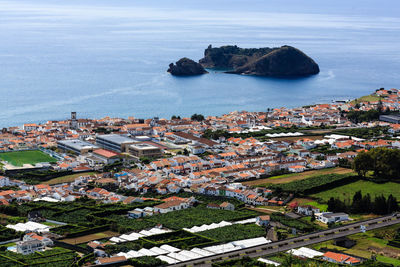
[311,211,316,222]
[191,113,205,121]
[373,195,387,215]
[352,151,373,178]
[367,148,400,180]
[361,193,372,213]
[351,191,363,214]
[183,148,189,156]
[327,197,336,212]
[202,129,231,140]
[387,194,399,214]
[377,100,383,113]
[140,157,151,164]
[171,115,181,120]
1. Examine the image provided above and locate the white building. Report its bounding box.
[317,212,349,224]
[297,205,320,216]
[0,176,10,187]
[16,240,44,255]
[153,200,189,214]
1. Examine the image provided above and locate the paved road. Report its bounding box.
[170,213,400,267]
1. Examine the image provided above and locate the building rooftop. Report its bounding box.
[57,139,99,150]
[96,134,136,145]
[130,143,159,150]
[93,149,119,158]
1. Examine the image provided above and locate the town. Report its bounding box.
[0,88,400,266]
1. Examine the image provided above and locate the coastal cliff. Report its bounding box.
[167,58,208,76]
[199,45,319,77]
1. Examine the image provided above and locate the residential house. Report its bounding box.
[297,205,320,216]
[256,215,270,227]
[0,176,10,187]
[219,202,235,211]
[95,256,127,266]
[16,240,44,255]
[153,200,189,214]
[323,251,361,265]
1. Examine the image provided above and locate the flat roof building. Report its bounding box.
[380,114,400,124]
[128,143,163,159]
[96,134,137,153]
[57,139,99,154]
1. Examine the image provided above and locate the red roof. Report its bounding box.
[323,251,360,264]
[93,149,119,158]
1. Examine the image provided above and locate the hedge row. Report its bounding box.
[388,240,400,248]
[72,253,95,267]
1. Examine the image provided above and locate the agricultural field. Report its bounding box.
[270,213,319,233]
[312,224,400,266]
[108,215,158,232]
[52,208,95,224]
[243,167,355,187]
[60,231,118,245]
[0,226,21,242]
[44,172,96,185]
[148,207,259,230]
[250,206,285,215]
[198,224,266,243]
[268,173,358,194]
[311,180,400,202]
[0,199,161,239]
[0,150,57,166]
[0,247,77,267]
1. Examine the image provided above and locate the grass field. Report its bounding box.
[44,172,97,185]
[350,94,381,104]
[311,180,400,202]
[269,135,324,142]
[312,224,400,266]
[243,167,355,187]
[60,231,118,244]
[0,150,57,166]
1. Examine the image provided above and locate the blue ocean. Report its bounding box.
[0,0,400,127]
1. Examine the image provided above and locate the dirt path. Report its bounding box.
[249,207,284,214]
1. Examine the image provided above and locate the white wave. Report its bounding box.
[318,70,335,81]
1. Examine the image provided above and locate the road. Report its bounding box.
[170,213,400,266]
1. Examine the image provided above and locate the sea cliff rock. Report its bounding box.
[199,45,319,77]
[167,57,208,76]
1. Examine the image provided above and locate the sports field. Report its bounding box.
[311,180,400,202]
[0,150,57,166]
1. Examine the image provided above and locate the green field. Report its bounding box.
[148,207,259,230]
[350,94,381,104]
[0,150,57,166]
[44,172,96,185]
[312,224,400,266]
[303,201,328,212]
[198,224,265,243]
[243,167,355,187]
[311,180,400,202]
